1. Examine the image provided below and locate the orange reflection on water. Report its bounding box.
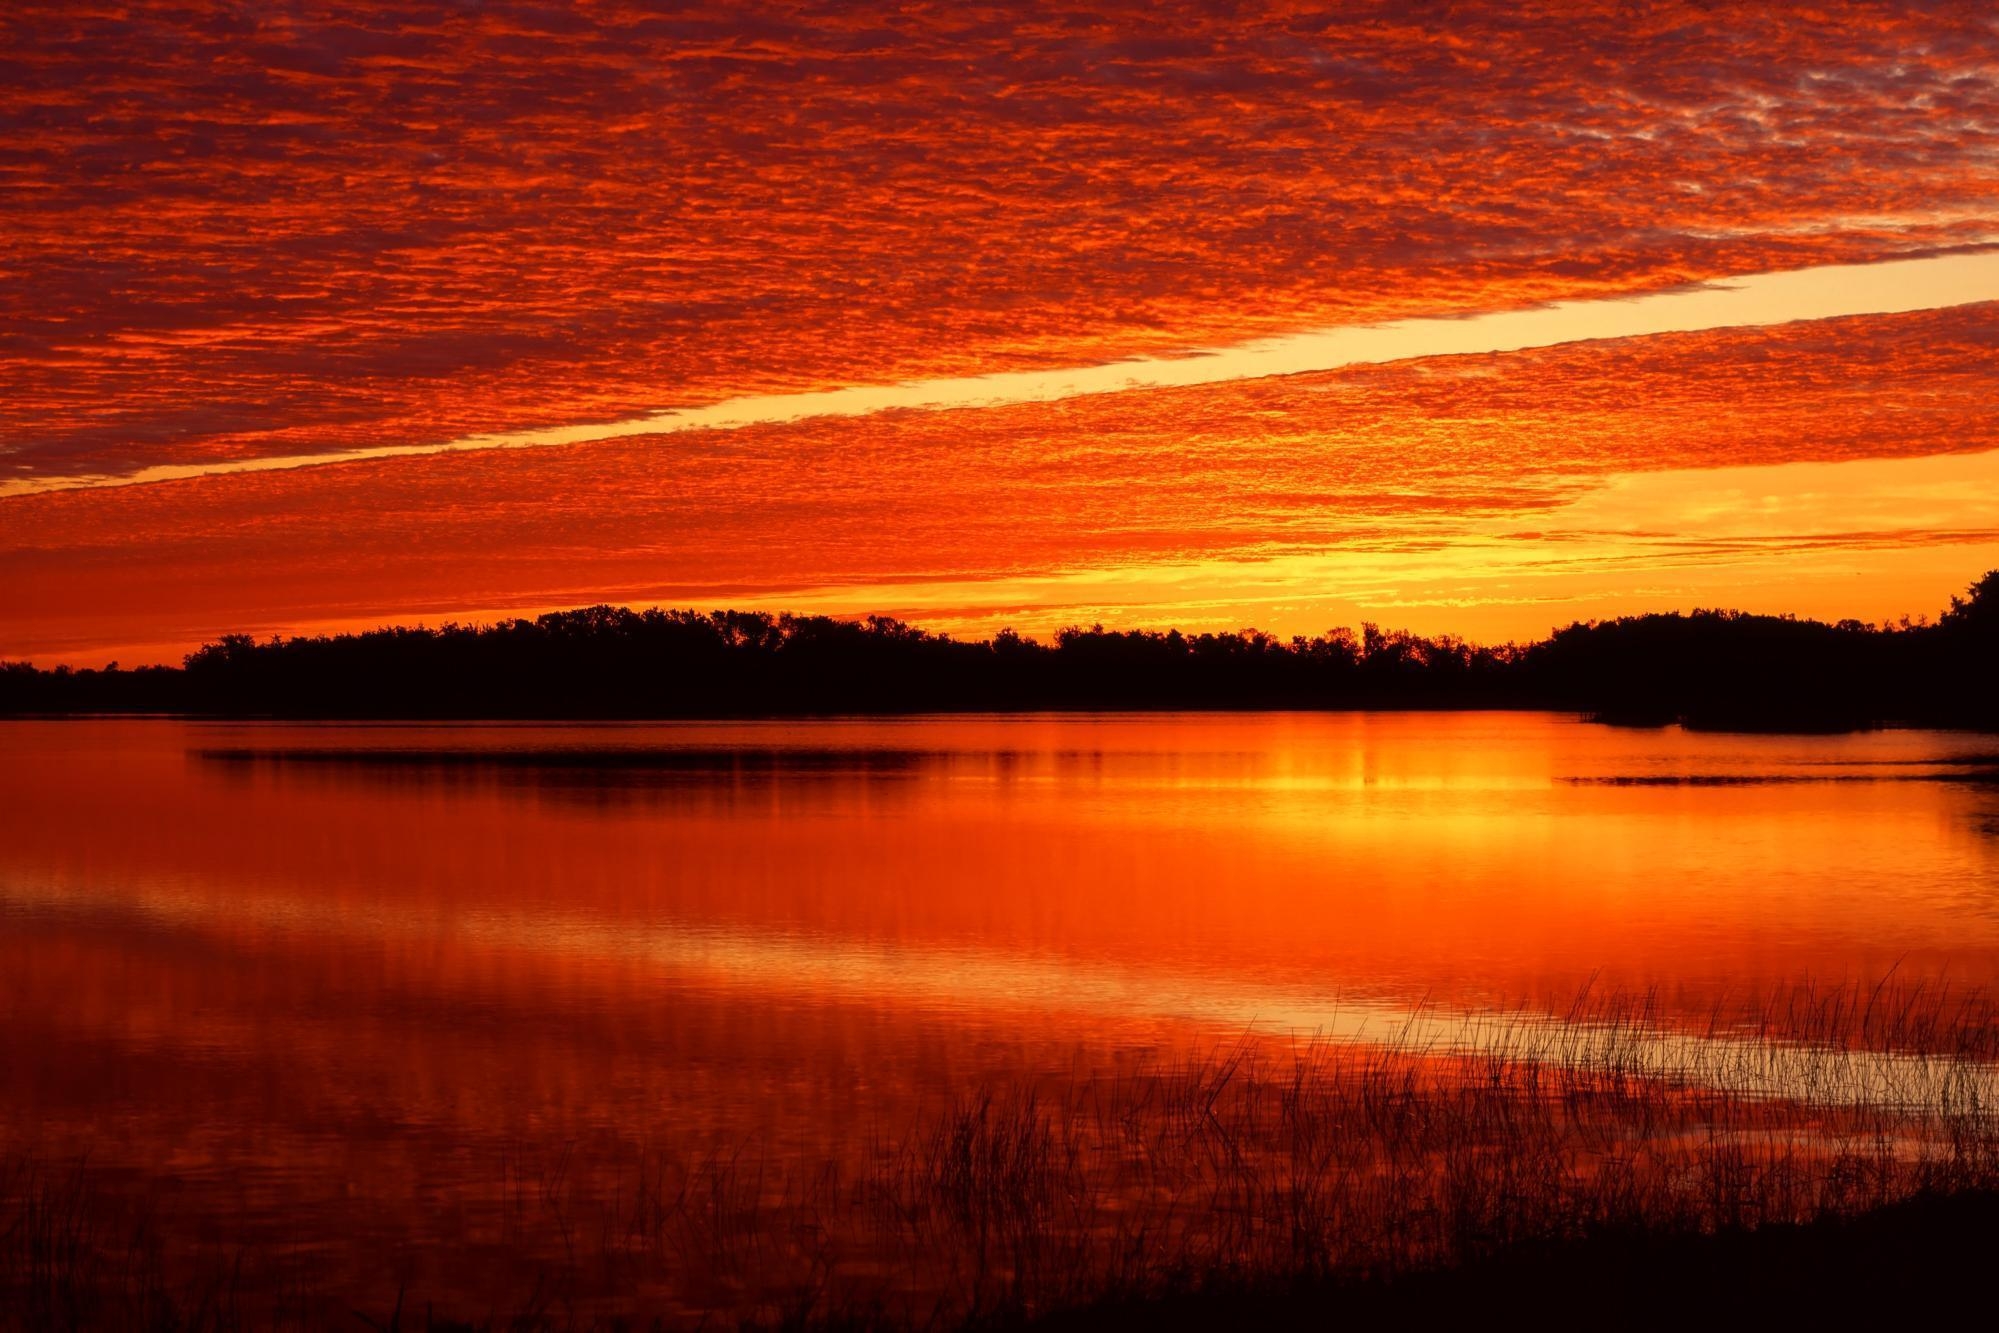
[7,715,1999,1013]
[4,714,1999,1314]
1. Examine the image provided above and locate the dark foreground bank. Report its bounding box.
[1022,1190,1999,1332]
[4,571,1997,729]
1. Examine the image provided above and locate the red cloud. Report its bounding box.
[5,300,1996,661]
[3,1,1996,481]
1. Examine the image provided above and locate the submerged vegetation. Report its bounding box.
[10,981,1999,1329]
[5,573,1998,729]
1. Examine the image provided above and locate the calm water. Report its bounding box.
[5,713,1999,1314]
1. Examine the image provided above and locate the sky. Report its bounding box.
[4,1,1999,665]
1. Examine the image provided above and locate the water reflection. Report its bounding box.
[4,714,1999,1318]
[9,715,1999,1011]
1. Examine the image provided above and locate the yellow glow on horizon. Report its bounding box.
[29,447,1998,667]
[597,448,1999,643]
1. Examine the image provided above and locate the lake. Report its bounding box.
[5,713,1999,1322]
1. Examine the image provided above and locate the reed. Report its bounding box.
[8,980,1999,1330]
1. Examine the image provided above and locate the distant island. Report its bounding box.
[5,571,1996,731]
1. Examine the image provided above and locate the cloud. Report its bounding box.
[6,299,1998,661]
[10,248,1999,496]
[4,1,1997,480]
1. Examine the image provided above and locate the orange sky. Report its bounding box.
[4,2,1999,664]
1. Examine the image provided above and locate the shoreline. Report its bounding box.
[3,706,1995,736]
[7,582,1995,731]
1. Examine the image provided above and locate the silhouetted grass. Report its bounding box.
[9,981,1999,1329]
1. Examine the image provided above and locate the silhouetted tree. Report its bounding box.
[5,571,1997,729]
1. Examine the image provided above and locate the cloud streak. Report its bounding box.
[5,1,1998,482]
[10,248,1999,497]
[7,298,1999,662]
[7,2,1999,657]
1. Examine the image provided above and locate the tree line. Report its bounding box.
[4,571,1995,730]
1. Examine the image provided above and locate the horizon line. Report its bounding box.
[18,568,1989,670]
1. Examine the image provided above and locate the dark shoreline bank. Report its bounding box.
[5,569,1998,731]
